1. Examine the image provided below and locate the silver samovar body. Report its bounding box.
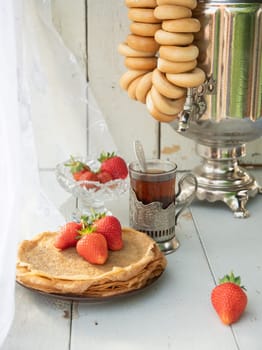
[171,0,262,217]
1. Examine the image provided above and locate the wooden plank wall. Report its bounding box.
[51,0,262,170]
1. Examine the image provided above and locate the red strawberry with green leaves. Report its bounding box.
[97,170,113,183]
[65,156,90,181]
[79,170,99,189]
[92,214,123,251]
[98,152,128,180]
[76,232,108,265]
[211,272,248,325]
[54,221,82,250]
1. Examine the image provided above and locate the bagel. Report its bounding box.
[119,70,149,90]
[130,22,161,37]
[162,18,201,33]
[159,44,199,62]
[166,67,206,88]
[152,68,186,99]
[127,34,160,53]
[150,85,185,115]
[135,71,153,103]
[125,0,157,8]
[118,42,157,57]
[156,0,197,10]
[157,57,197,73]
[125,57,158,71]
[146,91,178,122]
[128,8,161,23]
[127,75,144,100]
[154,29,194,45]
[154,5,192,20]
[119,0,206,123]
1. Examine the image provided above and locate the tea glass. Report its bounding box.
[129,159,197,254]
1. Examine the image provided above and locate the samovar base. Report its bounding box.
[193,144,262,218]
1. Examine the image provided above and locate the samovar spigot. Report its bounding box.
[177,88,194,132]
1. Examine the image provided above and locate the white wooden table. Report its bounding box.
[2,169,262,350]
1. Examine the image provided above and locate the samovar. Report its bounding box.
[171,0,262,218]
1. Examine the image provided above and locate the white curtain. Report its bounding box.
[0,0,117,346]
[0,0,23,345]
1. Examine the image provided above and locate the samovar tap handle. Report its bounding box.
[177,88,194,132]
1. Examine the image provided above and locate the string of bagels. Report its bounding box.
[118,0,206,123]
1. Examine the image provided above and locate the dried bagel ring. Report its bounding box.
[127,34,160,53]
[159,44,199,62]
[155,29,194,45]
[125,0,157,8]
[162,18,201,33]
[118,42,156,57]
[166,67,206,88]
[125,57,158,71]
[127,75,145,100]
[119,0,206,124]
[120,70,149,90]
[157,57,197,74]
[154,5,192,20]
[150,85,185,115]
[152,68,186,99]
[156,0,197,10]
[146,91,178,122]
[136,71,153,103]
[128,8,161,23]
[130,22,161,37]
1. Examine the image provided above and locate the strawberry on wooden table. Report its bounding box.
[92,214,123,251]
[98,152,128,180]
[54,222,82,250]
[65,156,90,181]
[211,272,248,325]
[76,232,108,265]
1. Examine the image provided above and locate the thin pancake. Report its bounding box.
[16,227,167,297]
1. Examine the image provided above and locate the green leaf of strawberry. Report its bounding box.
[98,152,128,180]
[65,156,91,181]
[211,272,248,325]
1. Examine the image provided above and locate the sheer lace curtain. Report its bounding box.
[0,0,75,344]
[0,0,117,346]
[0,1,22,345]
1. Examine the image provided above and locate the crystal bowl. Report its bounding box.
[55,156,129,214]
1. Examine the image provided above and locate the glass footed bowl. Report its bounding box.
[55,156,129,216]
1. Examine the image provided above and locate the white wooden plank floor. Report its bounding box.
[2,168,262,350]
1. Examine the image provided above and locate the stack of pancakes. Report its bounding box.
[16,227,167,298]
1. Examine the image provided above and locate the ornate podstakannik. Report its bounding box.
[129,170,197,254]
[129,188,179,255]
[129,188,177,242]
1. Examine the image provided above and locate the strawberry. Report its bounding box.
[211,272,248,325]
[76,233,108,265]
[65,156,90,181]
[98,152,128,180]
[97,170,113,183]
[79,170,98,182]
[92,214,123,251]
[54,221,82,249]
[79,170,99,189]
